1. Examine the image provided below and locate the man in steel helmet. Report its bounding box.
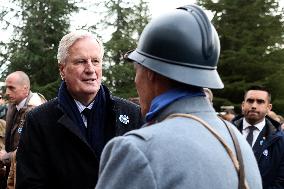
[96,5,262,189]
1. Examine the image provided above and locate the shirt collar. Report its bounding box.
[74,99,94,114]
[16,97,27,111]
[243,118,266,131]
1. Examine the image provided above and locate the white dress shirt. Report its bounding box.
[16,97,27,111]
[74,100,94,127]
[242,118,266,146]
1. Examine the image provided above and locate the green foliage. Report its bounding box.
[198,0,284,115]
[103,63,137,98]
[1,0,150,100]
[99,0,150,99]
[0,0,78,99]
[33,78,61,100]
[264,65,284,113]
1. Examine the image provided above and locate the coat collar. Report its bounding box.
[233,116,280,136]
[153,96,216,123]
[56,86,115,158]
[57,114,90,147]
[233,115,282,161]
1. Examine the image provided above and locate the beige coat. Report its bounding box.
[0,119,6,186]
[6,92,46,189]
[6,150,16,189]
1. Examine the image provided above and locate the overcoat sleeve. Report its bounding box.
[268,144,284,189]
[95,137,157,189]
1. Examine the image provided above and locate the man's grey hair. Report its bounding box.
[57,30,104,65]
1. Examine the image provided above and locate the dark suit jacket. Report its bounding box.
[5,92,46,152]
[16,92,144,189]
[233,116,284,189]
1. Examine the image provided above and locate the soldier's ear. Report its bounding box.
[147,69,155,81]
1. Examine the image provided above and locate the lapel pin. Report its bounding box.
[263,149,268,157]
[18,127,23,134]
[119,115,129,124]
[260,137,266,146]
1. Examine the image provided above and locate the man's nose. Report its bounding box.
[251,101,258,108]
[85,60,94,68]
[84,60,96,73]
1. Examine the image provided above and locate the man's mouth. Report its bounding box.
[82,78,96,83]
[248,111,258,115]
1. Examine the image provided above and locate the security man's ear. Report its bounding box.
[268,104,272,111]
[241,101,245,113]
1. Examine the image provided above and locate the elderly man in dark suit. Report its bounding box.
[16,31,144,189]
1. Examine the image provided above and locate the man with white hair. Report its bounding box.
[16,31,144,188]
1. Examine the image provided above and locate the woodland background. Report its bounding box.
[0,0,284,115]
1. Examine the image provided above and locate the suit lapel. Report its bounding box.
[58,114,90,147]
[252,127,266,159]
[4,105,19,151]
[6,105,17,131]
[10,109,22,136]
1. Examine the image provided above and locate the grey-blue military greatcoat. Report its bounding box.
[96,96,262,189]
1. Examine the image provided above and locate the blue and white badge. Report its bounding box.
[18,127,23,134]
[260,137,266,146]
[263,149,268,157]
[119,115,129,124]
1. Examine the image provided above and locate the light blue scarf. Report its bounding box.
[146,87,205,122]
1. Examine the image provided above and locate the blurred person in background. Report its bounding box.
[219,105,236,121]
[0,118,6,189]
[0,93,7,120]
[0,71,46,189]
[232,85,284,189]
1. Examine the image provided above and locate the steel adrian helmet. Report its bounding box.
[127,4,223,89]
